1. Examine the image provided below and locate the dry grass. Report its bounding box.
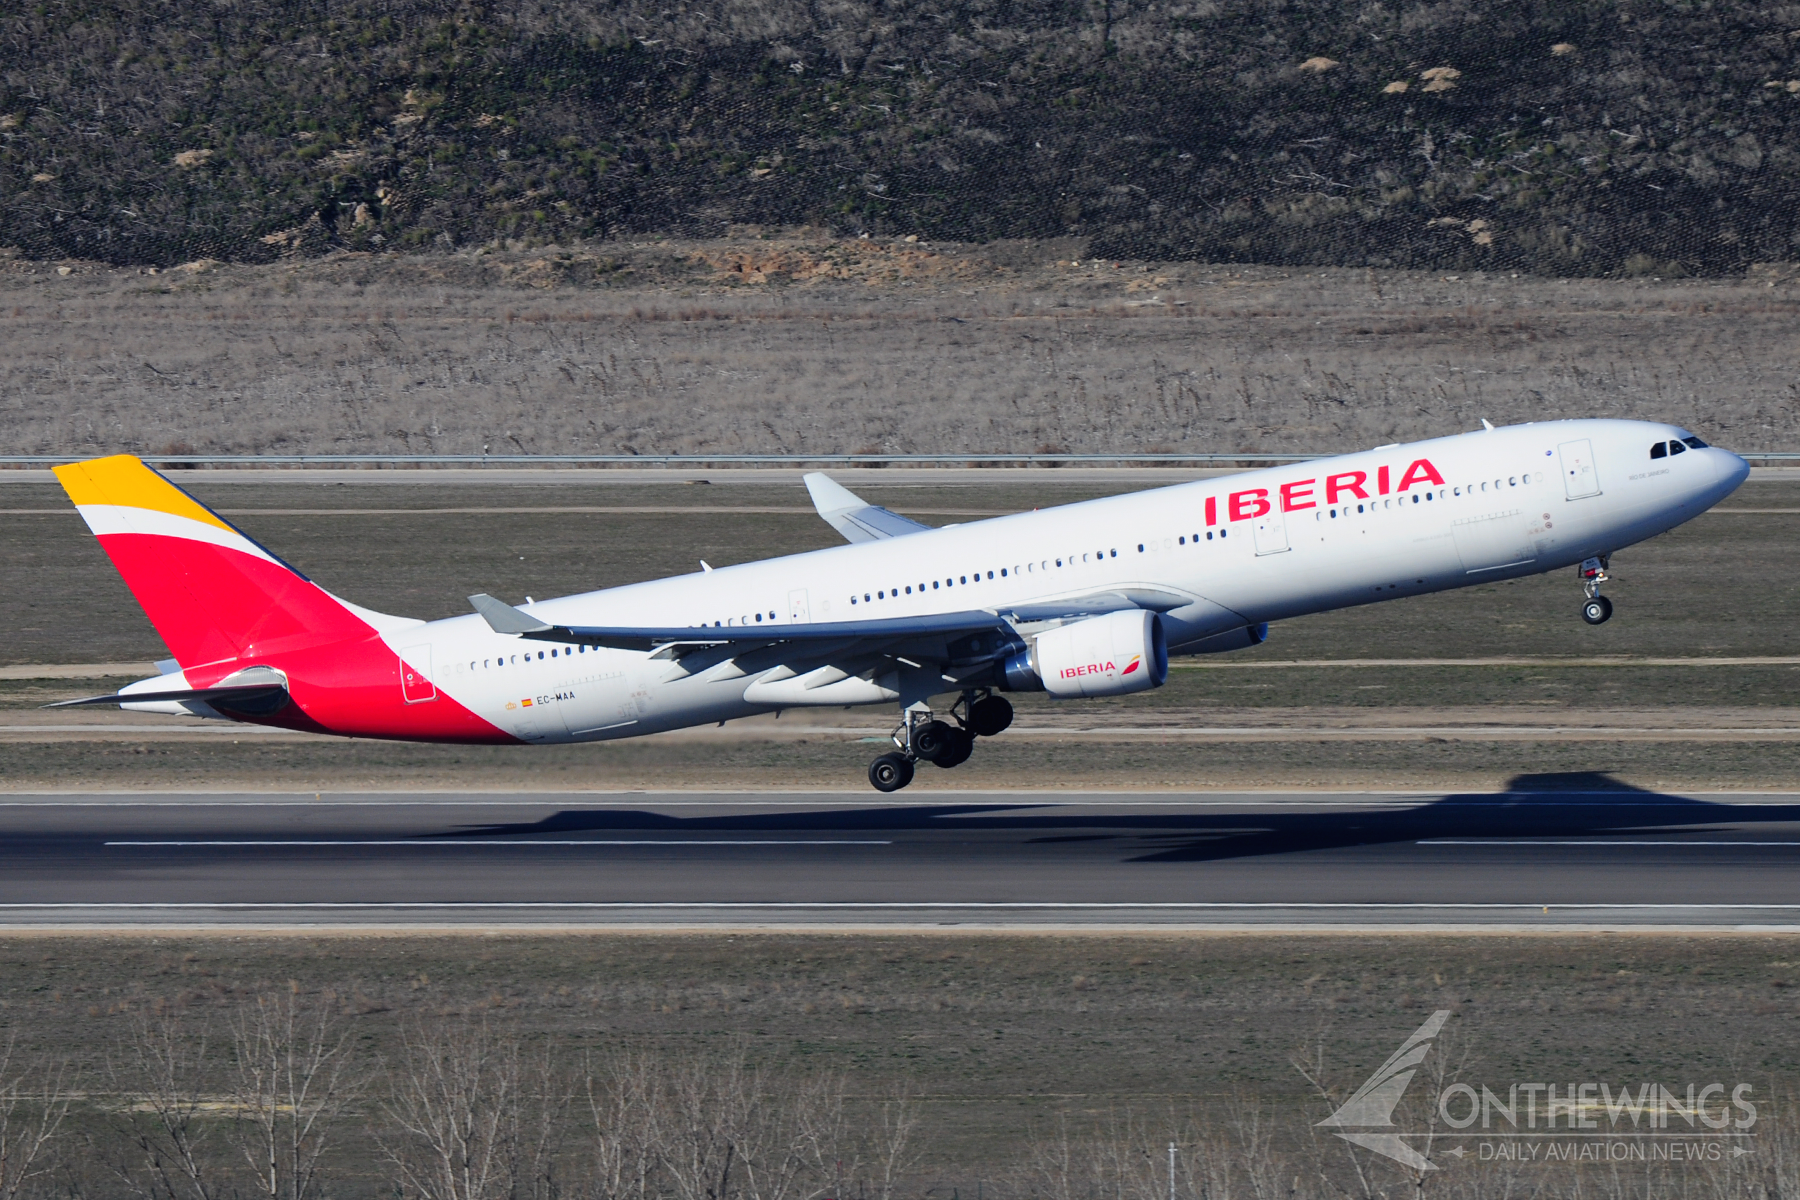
[3,241,1798,458]
[2,936,1798,1200]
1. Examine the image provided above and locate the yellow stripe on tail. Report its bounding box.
[52,455,237,534]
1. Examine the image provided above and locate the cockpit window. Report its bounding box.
[1650,442,1667,459]
[1669,439,1687,455]
[1681,436,1708,449]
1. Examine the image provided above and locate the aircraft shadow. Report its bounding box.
[441,773,1800,864]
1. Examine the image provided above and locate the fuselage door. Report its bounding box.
[1252,509,1290,556]
[787,589,811,623]
[400,645,437,703]
[1558,439,1603,500]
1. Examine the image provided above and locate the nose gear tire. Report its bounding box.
[869,753,915,792]
[1581,596,1613,625]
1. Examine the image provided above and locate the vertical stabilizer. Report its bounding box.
[54,456,375,669]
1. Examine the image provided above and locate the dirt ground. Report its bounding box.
[3,239,1797,458]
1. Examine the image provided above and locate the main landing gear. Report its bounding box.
[1579,555,1614,625]
[867,690,1014,793]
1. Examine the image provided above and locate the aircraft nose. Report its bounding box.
[1715,448,1750,494]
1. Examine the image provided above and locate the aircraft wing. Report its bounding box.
[803,472,934,543]
[469,594,1012,652]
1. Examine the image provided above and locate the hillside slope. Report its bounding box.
[4,0,1800,274]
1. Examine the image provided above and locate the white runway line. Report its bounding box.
[104,839,893,847]
[1420,839,1800,846]
[2,902,1799,911]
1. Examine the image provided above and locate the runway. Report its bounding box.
[4,788,1800,929]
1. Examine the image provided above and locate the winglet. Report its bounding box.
[802,472,933,544]
[468,594,553,635]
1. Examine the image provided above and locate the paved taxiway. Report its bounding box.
[3,789,1799,928]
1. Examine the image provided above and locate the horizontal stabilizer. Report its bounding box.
[45,682,288,710]
[468,593,554,635]
[803,473,934,544]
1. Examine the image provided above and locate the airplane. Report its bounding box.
[49,418,1748,791]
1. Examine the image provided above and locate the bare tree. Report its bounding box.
[380,1015,564,1200]
[108,1015,223,1200]
[0,1037,72,1200]
[866,1089,917,1200]
[581,1051,668,1200]
[227,991,359,1200]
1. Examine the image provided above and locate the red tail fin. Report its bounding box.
[55,456,375,669]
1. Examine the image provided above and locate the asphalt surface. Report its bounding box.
[3,787,1800,929]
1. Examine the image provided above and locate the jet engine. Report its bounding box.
[1002,609,1169,698]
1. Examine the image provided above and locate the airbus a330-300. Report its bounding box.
[51,419,1747,791]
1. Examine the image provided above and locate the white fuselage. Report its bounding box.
[385,419,1747,743]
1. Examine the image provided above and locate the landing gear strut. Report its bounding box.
[865,689,1015,791]
[1579,556,1613,625]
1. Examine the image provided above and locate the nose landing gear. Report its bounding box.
[865,690,1015,791]
[1579,556,1613,625]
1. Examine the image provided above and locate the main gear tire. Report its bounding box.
[869,753,915,792]
[913,720,957,763]
[967,696,1014,737]
[932,729,975,769]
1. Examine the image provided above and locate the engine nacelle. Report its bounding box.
[1008,609,1169,698]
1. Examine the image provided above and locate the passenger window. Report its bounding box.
[1138,543,1145,552]
[1178,536,1186,545]
[550,648,557,657]
[1508,477,1516,486]
[904,586,911,594]
[1220,529,1228,537]
[1206,531,1213,540]
[987,571,994,579]
[1000,569,1007,577]
[1669,440,1686,455]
